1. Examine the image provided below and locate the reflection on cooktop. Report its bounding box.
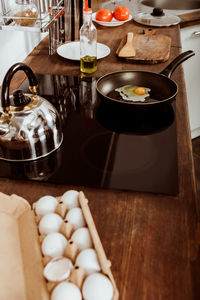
[0,74,178,195]
[97,99,175,135]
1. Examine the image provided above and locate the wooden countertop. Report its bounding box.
[180,10,200,27]
[1,21,200,299]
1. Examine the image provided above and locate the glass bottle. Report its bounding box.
[80,8,97,74]
[13,0,38,27]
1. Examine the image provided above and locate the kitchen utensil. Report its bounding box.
[118,32,136,58]
[133,7,181,27]
[0,63,63,161]
[57,42,110,61]
[116,29,171,63]
[96,50,195,110]
[92,12,132,27]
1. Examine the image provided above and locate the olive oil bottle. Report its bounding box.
[80,7,97,74]
[80,55,97,74]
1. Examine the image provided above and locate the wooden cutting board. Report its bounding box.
[116,29,171,64]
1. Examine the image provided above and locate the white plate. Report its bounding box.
[57,41,110,61]
[92,12,132,27]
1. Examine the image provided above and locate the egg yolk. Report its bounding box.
[134,87,147,95]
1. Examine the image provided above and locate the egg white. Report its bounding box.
[115,85,151,102]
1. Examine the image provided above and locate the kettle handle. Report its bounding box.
[1,62,38,109]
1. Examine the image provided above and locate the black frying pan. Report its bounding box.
[96,50,195,110]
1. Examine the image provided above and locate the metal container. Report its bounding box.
[0,62,63,161]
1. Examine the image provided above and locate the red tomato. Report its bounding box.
[113,6,130,21]
[96,9,113,22]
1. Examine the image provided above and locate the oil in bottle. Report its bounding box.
[80,56,97,74]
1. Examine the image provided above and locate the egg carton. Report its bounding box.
[33,190,119,300]
[0,192,49,300]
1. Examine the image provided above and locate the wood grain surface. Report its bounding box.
[116,29,171,63]
[1,18,200,300]
[180,10,200,28]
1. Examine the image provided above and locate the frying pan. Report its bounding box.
[96,50,195,109]
[97,99,174,135]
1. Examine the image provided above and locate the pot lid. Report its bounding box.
[134,7,181,27]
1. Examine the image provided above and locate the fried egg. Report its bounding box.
[115,85,151,102]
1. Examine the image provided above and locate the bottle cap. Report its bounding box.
[83,7,92,12]
[83,0,91,12]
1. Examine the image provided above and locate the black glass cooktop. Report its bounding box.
[0,74,178,195]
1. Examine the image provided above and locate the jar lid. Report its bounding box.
[133,8,181,27]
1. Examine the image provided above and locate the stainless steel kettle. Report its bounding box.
[0,63,63,161]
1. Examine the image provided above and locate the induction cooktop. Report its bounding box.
[0,74,178,195]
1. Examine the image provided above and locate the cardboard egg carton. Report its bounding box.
[0,191,119,300]
[0,192,49,300]
[34,191,119,299]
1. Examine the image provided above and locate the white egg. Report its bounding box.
[71,227,93,251]
[65,208,86,230]
[39,213,63,235]
[42,232,67,258]
[51,281,82,300]
[82,272,114,300]
[75,248,101,275]
[43,257,73,282]
[60,190,79,209]
[35,195,58,216]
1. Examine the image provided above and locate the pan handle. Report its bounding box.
[160,50,195,78]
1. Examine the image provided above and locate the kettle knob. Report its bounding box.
[1,62,38,111]
[12,89,31,106]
